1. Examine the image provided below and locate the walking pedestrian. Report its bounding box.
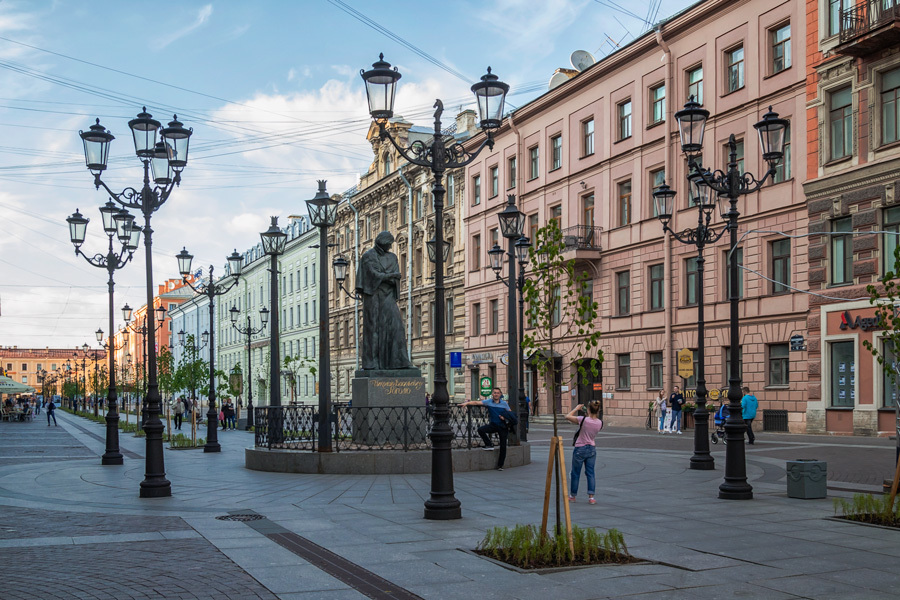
[461,388,512,470]
[566,400,603,504]
[531,394,539,417]
[46,398,57,426]
[741,386,758,445]
[173,397,184,431]
[668,385,685,434]
[653,389,667,433]
[223,400,236,430]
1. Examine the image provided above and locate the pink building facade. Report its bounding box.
[464,0,811,430]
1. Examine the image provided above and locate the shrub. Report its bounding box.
[169,433,205,449]
[476,524,633,569]
[834,493,900,526]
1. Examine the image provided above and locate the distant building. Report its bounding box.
[1,346,105,398]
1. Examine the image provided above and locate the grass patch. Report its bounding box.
[169,433,205,449]
[834,493,900,528]
[476,525,636,569]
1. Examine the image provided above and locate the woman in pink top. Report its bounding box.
[565,400,603,504]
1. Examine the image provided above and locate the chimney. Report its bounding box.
[455,110,477,137]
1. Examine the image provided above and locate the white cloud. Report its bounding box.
[157,4,214,49]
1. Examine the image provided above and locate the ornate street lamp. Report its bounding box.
[65,203,139,465]
[230,304,269,430]
[176,248,243,452]
[122,303,167,429]
[361,54,508,520]
[79,108,192,498]
[664,101,787,499]
[305,182,340,452]
[260,217,288,412]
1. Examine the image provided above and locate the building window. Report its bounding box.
[773,124,791,183]
[473,303,481,336]
[618,100,632,140]
[723,139,745,175]
[446,298,454,335]
[831,217,853,285]
[829,0,850,37]
[582,118,594,156]
[471,234,481,270]
[831,340,854,407]
[447,174,455,206]
[768,343,790,387]
[771,238,791,294]
[687,65,703,104]
[550,204,562,227]
[400,195,408,225]
[884,206,900,274]
[529,146,539,180]
[648,352,664,389]
[414,305,422,338]
[881,67,900,145]
[528,213,539,242]
[685,257,698,306]
[650,84,665,124]
[490,227,499,250]
[726,46,744,93]
[616,271,630,315]
[617,180,632,226]
[650,168,665,217]
[489,299,499,333]
[616,354,631,390]
[830,86,853,161]
[649,264,665,310]
[415,189,424,220]
[582,194,594,228]
[724,346,743,384]
[882,339,898,408]
[581,278,594,317]
[490,165,499,197]
[771,23,791,74]
[726,247,744,299]
[550,134,563,170]
[551,285,561,326]
[472,174,481,205]
[508,157,516,189]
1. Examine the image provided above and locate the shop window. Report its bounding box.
[831,340,855,407]
[768,343,789,386]
[617,354,631,390]
[882,339,898,408]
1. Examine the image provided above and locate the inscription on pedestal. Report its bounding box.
[352,376,426,446]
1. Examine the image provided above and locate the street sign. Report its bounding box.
[790,334,806,351]
[677,348,694,379]
[479,376,492,397]
[449,352,462,368]
[499,353,509,366]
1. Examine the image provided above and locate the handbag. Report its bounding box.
[572,415,586,446]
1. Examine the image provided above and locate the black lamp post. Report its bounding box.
[79,108,192,498]
[361,54,508,520]
[488,195,528,441]
[515,236,531,425]
[306,182,340,452]
[66,203,140,465]
[230,305,269,431]
[259,216,288,445]
[65,359,72,409]
[658,99,788,498]
[176,248,243,452]
[122,303,167,429]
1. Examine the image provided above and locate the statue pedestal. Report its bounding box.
[351,372,426,446]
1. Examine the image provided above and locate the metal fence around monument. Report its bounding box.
[253,405,492,451]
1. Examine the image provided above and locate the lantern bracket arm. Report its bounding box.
[182,270,241,299]
[232,320,267,337]
[336,280,363,301]
[376,118,495,172]
[663,224,726,247]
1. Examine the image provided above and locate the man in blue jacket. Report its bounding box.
[741,386,758,445]
[462,388,511,470]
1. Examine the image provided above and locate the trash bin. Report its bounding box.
[786,459,827,499]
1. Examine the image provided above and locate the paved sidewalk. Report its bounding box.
[1,411,899,599]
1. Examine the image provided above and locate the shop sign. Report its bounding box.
[469,352,493,365]
[449,352,462,368]
[479,376,493,397]
[677,348,694,379]
[592,383,602,391]
[839,310,883,332]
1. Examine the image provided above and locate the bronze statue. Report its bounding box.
[356,231,414,371]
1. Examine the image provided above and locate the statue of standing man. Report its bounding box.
[356,231,415,372]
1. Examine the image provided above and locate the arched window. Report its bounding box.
[384,153,392,175]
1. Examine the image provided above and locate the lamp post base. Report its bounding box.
[101,454,124,465]
[203,442,221,453]
[424,502,462,520]
[689,456,715,470]
[139,479,172,498]
[718,485,753,500]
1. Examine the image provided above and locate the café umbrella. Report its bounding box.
[0,375,35,395]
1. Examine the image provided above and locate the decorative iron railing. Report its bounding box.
[840,0,900,43]
[561,225,603,251]
[254,405,492,451]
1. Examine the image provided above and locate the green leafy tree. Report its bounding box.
[283,354,317,404]
[522,218,602,437]
[174,335,207,402]
[158,346,177,405]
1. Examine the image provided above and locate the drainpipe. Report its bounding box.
[340,194,361,372]
[656,24,675,391]
[398,167,414,361]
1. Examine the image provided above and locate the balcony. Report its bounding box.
[561,226,602,261]
[837,1,900,56]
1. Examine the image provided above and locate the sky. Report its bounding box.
[0,0,694,350]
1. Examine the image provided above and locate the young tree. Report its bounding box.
[283,354,317,405]
[158,346,177,407]
[174,335,207,404]
[521,218,602,541]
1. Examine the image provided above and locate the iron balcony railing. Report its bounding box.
[254,404,492,451]
[561,225,603,251]
[840,0,900,43]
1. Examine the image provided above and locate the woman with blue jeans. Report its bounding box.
[566,400,603,505]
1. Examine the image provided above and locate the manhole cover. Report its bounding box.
[216,514,264,522]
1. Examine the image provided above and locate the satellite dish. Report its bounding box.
[571,50,596,72]
[548,72,569,90]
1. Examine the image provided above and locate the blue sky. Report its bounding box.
[0,0,693,349]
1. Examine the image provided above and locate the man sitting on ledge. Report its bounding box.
[461,387,511,471]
